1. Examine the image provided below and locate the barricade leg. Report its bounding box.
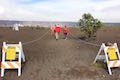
[18,68,21,76]
[22,51,25,62]
[108,67,112,75]
[1,68,5,77]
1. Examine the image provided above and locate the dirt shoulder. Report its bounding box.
[0,27,120,80]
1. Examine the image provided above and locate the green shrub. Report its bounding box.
[79,13,102,39]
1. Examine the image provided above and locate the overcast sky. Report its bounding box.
[0,0,120,22]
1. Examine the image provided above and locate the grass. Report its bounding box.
[102,26,120,29]
[92,61,106,68]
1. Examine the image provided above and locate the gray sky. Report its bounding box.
[0,0,120,22]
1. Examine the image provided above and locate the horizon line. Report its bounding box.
[0,20,120,23]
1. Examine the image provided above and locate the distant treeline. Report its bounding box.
[104,23,120,27]
[0,20,120,27]
[0,20,79,27]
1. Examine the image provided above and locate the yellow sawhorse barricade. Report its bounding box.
[93,43,120,75]
[1,42,25,77]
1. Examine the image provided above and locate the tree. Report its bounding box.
[79,13,102,39]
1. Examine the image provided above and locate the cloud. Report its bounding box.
[0,6,4,14]
[92,0,120,11]
[95,5,120,22]
[0,0,120,22]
